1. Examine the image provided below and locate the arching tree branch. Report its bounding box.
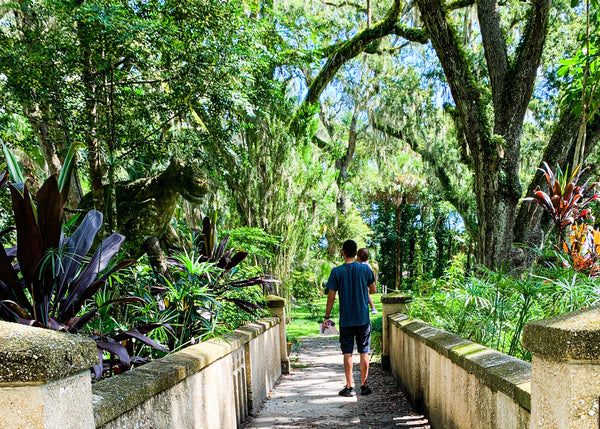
[447,0,476,11]
[320,0,367,13]
[303,0,427,107]
[372,120,477,235]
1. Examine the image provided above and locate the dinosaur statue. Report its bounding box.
[82,158,209,257]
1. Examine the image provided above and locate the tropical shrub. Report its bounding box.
[136,214,274,351]
[408,250,600,360]
[523,162,600,273]
[408,164,600,360]
[0,151,167,379]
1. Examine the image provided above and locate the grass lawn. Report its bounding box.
[286,293,384,356]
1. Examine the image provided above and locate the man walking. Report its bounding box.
[324,240,376,397]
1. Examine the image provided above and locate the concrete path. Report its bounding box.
[243,336,430,428]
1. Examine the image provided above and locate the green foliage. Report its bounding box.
[324,206,372,257]
[155,248,270,351]
[557,7,600,121]
[289,270,324,317]
[217,285,267,334]
[223,227,280,261]
[130,215,275,351]
[408,253,600,360]
[371,196,465,291]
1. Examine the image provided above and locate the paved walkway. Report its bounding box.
[243,336,430,428]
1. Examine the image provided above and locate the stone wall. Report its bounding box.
[94,318,282,428]
[384,309,531,429]
[0,299,286,429]
[522,306,600,429]
[383,295,600,429]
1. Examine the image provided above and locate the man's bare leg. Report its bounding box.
[343,353,353,387]
[360,353,370,386]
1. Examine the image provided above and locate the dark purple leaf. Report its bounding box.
[71,310,98,332]
[130,356,149,365]
[64,233,125,315]
[56,210,103,302]
[225,251,248,272]
[17,318,45,328]
[227,298,262,315]
[135,322,174,335]
[47,317,67,331]
[217,256,230,269]
[0,245,30,310]
[9,183,42,290]
[113,328,168,353]
[0,300,30,318]
[5,245,16,258]
[93,349,104,380]
[96,341,131,370]
[202,217,212,257]
[214,235,229,261]
[37,175,63,252]
[98,296,146,308]
[98,259,136,282]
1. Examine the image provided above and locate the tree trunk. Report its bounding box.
[394,202,403,290]
[415,0,549,268]
[335,105,358,215]
[77,19,104,213]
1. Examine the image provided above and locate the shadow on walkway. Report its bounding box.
[243,336,430,428]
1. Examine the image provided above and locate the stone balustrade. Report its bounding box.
[383,292,600,429]
[522,306,600,429]
[0,295,287,429]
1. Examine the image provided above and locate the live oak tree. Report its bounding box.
[295,0,595,268]
[415,0,550,267]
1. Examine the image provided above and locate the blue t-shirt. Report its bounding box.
[326,261,375,327]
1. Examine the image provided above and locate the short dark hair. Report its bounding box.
[342,240,357,257]
[357,248,369,262]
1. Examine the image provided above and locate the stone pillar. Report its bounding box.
[523,307,600,429]
[266,295,289,374]
[381,292,412,370]
[0,321,98,429]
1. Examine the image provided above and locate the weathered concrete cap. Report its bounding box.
[93,316,279,425]
[265,295,286,308]
[0,321,97,383]
[381,291,413,304]
[523,306,600,360]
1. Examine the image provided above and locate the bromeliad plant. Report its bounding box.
[0,148,167,379]
[157,214,276,350]
[523,162,600,274]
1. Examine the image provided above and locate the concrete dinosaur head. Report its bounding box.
[164,158,209,204]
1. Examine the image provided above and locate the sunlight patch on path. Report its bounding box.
[243,336,430,429]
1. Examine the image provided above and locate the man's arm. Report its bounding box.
[325,288,336,319]
[368,281,376,295]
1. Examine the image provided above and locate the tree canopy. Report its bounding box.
[1,0,599,282]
